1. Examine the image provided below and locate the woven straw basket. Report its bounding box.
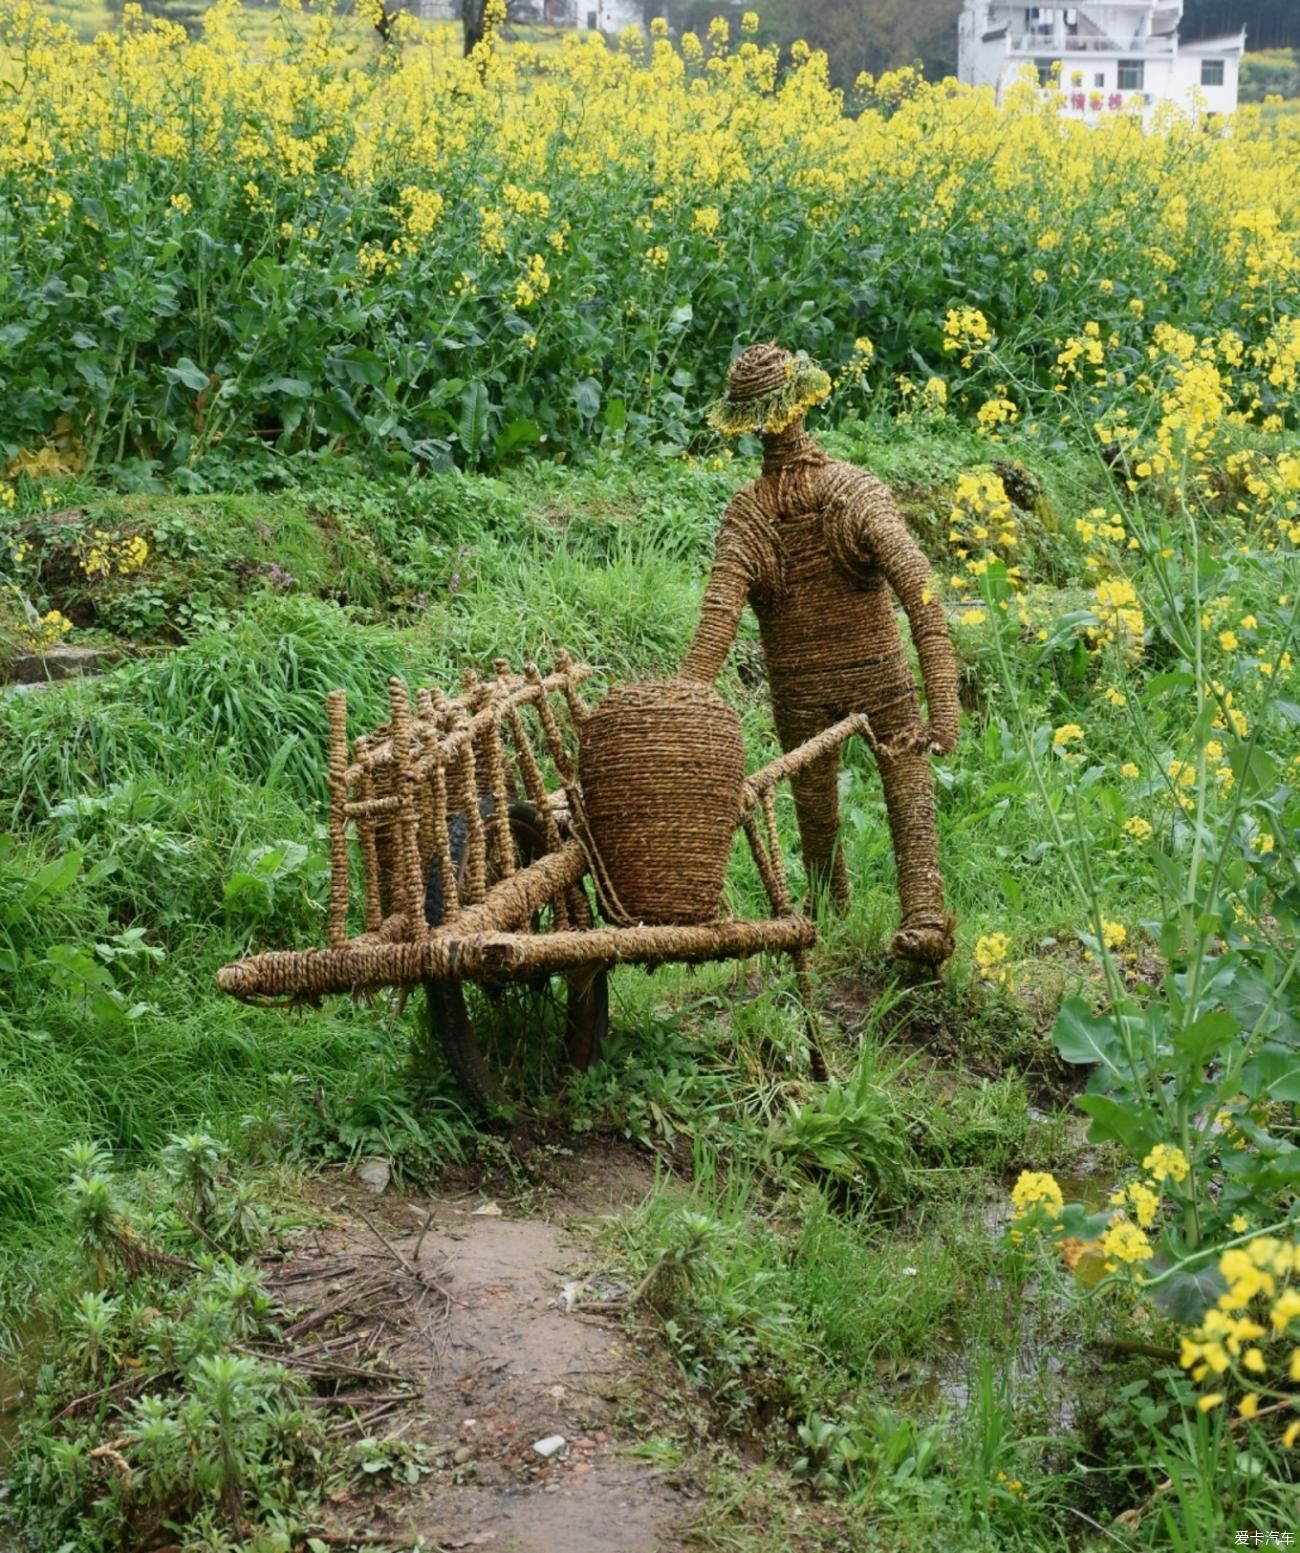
[578,679,744,925]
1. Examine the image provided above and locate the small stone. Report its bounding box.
[532,1435,567,1459]
[593,1431,607,1444]
[453,1445,473,1465]
[356,1158,391,1194]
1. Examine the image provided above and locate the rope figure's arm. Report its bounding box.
[824,467,961,754]
[681,493,764,684]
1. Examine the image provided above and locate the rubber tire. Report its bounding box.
[423,797,608,1116]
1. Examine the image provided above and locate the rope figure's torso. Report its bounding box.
[683,438,944,744]
[749,466,914,730]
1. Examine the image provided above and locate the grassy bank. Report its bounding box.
[2,407,1298,1547]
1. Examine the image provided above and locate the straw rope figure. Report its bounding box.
[681,343,960,966]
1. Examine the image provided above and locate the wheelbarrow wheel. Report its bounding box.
[423,798,608,1117]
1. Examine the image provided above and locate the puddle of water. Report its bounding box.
[0,1317,52,1460]
[0,1357,27,1454]
[895,1168,1117,1435]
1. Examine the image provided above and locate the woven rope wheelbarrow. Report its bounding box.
[217,653,870,1113]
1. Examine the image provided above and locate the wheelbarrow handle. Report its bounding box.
[740,712,874,809]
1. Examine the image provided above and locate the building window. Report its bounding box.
[1035,58,1055,85]
[1118,60,1144,91]
[1201,59,1225,86]
[1094,72,1105,88]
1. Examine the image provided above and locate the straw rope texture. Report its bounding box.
[578,679,745,925]
[216,650,855,1006]
[683,344,960,966]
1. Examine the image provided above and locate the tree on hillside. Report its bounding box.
[137,0,209,36]
[463,0,523,54]
[1182,0,1299,50]
[762,0,962,91]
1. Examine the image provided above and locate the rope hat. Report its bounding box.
[706,342,833,437]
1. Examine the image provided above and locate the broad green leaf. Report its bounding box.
[1053,998,1124,1080]
[494,417,540,456]
[1074,1094,1159,1157]
[572,377,602,418]
[1238,1045,1300,1103]
[1173,1009,1237,1067]
[163,357,210,392]
[1148,1262,1226,1324]
[1229,744,1281,799]
[458,381,490,457]
[21,851,81,906]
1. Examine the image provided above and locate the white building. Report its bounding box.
[957,1,1246,121]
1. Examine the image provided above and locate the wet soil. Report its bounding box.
[280,1141,694,1553]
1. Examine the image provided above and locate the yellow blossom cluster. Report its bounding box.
[974,931,1012,986]
[398,185,445,240]
[975,393,1019,436]
[834,336,874,392]
[18,608,73,648]
[513,252,550,309]
[942,307,992,370]
[947,470,1021,599]
[79,529,149,580]
[1181,1237,1300,1442]
[1089,577,1144,658]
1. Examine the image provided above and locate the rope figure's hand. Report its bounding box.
[922,722,957,757]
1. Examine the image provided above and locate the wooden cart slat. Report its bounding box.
[217,915,816,1001]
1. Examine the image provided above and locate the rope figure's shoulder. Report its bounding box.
[719,480,782,581]
[817,458,896,514]
[816,460,900,577]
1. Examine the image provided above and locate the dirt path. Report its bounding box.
[275,1144,693,1553]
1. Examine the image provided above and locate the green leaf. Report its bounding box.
[21,851,82,906]
[265,376,312,399]
[494,417,540,456]
[1148,1262,1225,1323]
[603,397,628,431]
[1053,998,1124,1080]
[1173,1009,1237,1067]
[341,348,386,388]
[1143,671,1196,699]
[458,381,490,458]
[572,377,602,419]
[1239,1044,1300,1103]
[1075,1094,1159,1157]
[1229,743,1281,799]
[163,357,210,392]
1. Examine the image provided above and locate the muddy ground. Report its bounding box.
[266,1141,697,1553]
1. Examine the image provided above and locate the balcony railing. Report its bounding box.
[1006,33,1176,54]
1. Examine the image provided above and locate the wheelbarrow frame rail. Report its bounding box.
[215,655,869,1006]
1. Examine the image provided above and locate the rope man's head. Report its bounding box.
[706,342,832,437]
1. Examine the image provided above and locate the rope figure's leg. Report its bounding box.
[876,742,954,967]
[774,699,850,913]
